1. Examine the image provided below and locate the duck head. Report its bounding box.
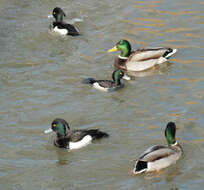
[108,40,131,58]
[44,118,70,138]
[112,69,124,85]
[165,122,176,146]
[52,7,66,22]
[112,69,131,84]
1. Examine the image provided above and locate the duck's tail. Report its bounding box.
[163,48,177,59]
[82,78,96,84]
[133,160,147,174]
[86,129,109,140]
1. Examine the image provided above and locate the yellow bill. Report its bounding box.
[107,46,118,53]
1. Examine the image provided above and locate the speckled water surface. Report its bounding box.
[0,0,204,189]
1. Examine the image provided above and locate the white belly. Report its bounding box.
[53,26,68,35]
[69,135,92,149]
[93,82,109,92]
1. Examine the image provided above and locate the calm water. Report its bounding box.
[0,0,204,189]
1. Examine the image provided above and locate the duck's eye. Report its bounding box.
[120,72,123,75]
[52,123,56,128]
[53,12,56,15]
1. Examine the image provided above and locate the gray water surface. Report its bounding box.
[0,0,204,189]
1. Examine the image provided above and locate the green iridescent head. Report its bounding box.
[52,7,66,22]
[112,69,124,85]
[165,122,176,146]
[51,118,70,137]
[108,39,132,58]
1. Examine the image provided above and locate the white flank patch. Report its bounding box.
[69,135,92,149]
[93,82,109,92]
[165,49,177,58]
[53,26,68,35]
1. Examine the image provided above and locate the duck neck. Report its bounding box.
[112,72,122,85]
[55,138,69,149]
[172,141,183,153]
[113,77,121,86]
[166,128,176,146]
[116,79,121,86]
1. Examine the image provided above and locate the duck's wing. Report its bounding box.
[58,22,80,36]
[54,138,69,149]
[68,130,88,142]
[96,80,115,88]
[128,47,175,62]
[83,129,109,139]
[68,129,109,142]
[125,57,166,71]
[138,145,175,162]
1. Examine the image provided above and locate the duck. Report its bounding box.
[44,118,109,150]
[82,69,130,92]
[132,122,183,175]
[49,7,80,36]
[108,40,177,72]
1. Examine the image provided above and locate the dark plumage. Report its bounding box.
[82,69,128,92]
[44,118,109,150]
[65,129,109,142]
[51,7,80,36]
[135,161,147,172]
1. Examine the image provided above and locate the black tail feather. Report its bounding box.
[135,160,147,173]
[162,48,173,59]
[82,78,96,84]
[86,129,109,140]
[69,33,81,36]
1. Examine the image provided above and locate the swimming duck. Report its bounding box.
[132,122,183,175]
[108,40,177,71]
[83,69,130,92]
[49,7,80,36]
[44,118,109,149]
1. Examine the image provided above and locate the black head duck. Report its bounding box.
[83,69,130,92]
[49,7,80,36]
[44,118,109,149]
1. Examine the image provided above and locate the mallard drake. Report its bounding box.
[83,69,130,92]
[132,122,183,175]
[44,118,109,149]
[108,40,177,71]
[49,7,80,36]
